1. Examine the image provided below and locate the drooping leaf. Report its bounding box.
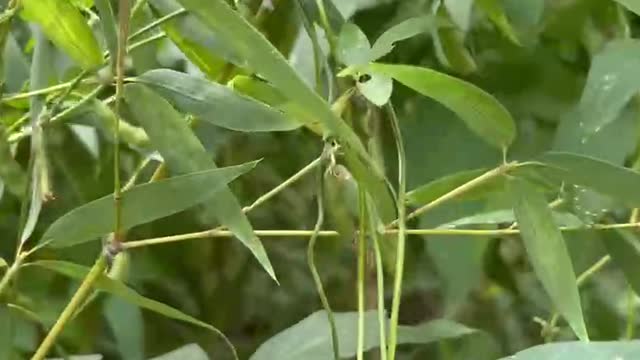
[369,63,516,149]
[151,344,208,360]
[148,0,242,78]
[605,230,640,297]
[572,40,640,137]
[0,126,26,197]
[337,23,371,66]
[508,177,588,341]
[499,341,640,360]
[250,310,475,360]
[94,0,118,64]
[28,260,236,357]
[476,0,520,45]
[20,0,103,69]
[39,163,258,248]
[134,69,300,132]
[124,83,277,280]
[175,0,396,225]
[104,297,145,360]
[541,152,640,208]
[432,6,477,75]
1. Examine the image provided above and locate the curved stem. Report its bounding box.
[128,8,187,41]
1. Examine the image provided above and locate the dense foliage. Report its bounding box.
[3,0,640,359]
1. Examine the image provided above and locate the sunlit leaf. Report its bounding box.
[20,0,103,69]
[541,152,640,208]
[124,83,277,280]
[250,310,475,360]
[499,341,640,360]
[39,163,258,248]
[370,63,516,149]
[509,177,588,341]
[135,69,300,132]
[29,260,236,357]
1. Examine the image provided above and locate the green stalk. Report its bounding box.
[357,187,367,360]
[308,160,340,360]
[370,216,388,360]
[386,103,406,360]
[31,255,108,360]
[128,8,187,41]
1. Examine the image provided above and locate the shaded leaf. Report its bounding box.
[124,83,276,280]
[438,209,583,229]
[29,260,235,357]
[250,310,475,360]
[509,177,588,341]
[40,162,258,248]
[0,257,6,268]
[135,69,300,132]
[406,168,503,206]
[94,0,118,63]
[151,344,208,360]
[20,0,103,69]
[104,297,145,360]
[541,152,640,208]
[476,0,520,45]
[573,40,640,137]
[499,341,640,360]
[605,230,640,297]
[175,0,396,225]
[370,63,516,149]
[432,6,477,75]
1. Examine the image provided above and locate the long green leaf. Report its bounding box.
[573,40,640,136]
[94,0,118,63]
[337,23,371,66]
[509,177,588,341]
[175,0,396,223]
[605,230,640,297]
[541,152,640,208]
[39,162,258,248]
[0,305,13,360]
[135,69,300,132]
[28,260,237,358]
[20,0,103,69]
[438,209,583,229]
[369,16,434,61]
[148,0,241,78]
[499,341,640,360]
[614,0,640,16]
[406,168,501,206]
[476,0,520,44]
[250,310,475,360]
[369,63,516,149]
[124,83,277,280]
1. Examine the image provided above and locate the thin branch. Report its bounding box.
[128,8,187,41]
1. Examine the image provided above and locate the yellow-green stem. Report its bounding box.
[31,255,108,360]
[357,188,367,360]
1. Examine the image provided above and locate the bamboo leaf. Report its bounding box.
[541,152,640,208]
[438,209,583,229]
[499,341,640,360]
[94,0,118,63]
[508,177,588,341]
[356,73,393,107]
[39,162,258,248]
[0,126,26,197]
[135,69,300,132]
[28,260,236,357]
[369,63,516,149]
[476,0,520,45]
[124,83,277,280]
[573,40,640,137]
[605,230,640,297]
[406,168,502,206]
[369,16,434,61]
[337,23,371,66]
[0,305,13,360]
[175,0,396,224]
[20,0,103,69]
[250,310,475,360]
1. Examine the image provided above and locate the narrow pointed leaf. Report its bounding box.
[605,230,640,297]
[39,163,257,248]
[443,0,474,31]
[29,260,236,357]
[438,209,583,229]
[500,341,640,360]
[0,305,13,360]
[250,310,475,360]
[541,152,640,208]
[175,0,396,224]
[369,16,434,61]
[370,63,516,149]
[337,23,371,66]
[124,83,276,280]
[94,0,118,63]
[574,40,640,136]
[509,177,588,341]
[614,0,640,16]
[135,69,300,132]
[20,0,103,69]
[406,168,502,206]
[476,0,520,45]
